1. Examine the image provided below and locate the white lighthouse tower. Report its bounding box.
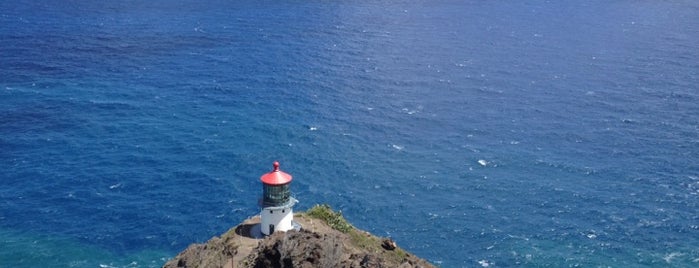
[259,161,297,235]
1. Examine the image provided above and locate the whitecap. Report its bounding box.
[478,259,491,267]
[582,230,598,239]
[507,234,529,241]
[109,183,122,189]
[392,144,403,150]
[478,159,488,166]
[663,252,684,263]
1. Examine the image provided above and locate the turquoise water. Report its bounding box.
[2,1,698,267]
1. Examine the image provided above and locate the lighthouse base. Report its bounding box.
[235,217,302,239]
[260,199,297,236]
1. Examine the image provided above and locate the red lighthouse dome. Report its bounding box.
[260,161,292,185]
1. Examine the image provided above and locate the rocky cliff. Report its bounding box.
[163,204,435,268]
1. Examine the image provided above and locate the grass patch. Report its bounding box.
[388,248,409,264]
[305,204,353,233]
[348,231,407,263]
[348,230,377,250]
[304,204,410,265]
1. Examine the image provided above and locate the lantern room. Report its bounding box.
[260,161,292,207]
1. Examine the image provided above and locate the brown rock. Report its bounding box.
[381,238,397,251]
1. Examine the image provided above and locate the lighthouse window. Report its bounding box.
[282,209,285,213]
[263,184,291,206]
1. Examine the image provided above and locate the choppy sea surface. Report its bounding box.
[2,1,699,267]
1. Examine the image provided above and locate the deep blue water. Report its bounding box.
[2,1,699,267]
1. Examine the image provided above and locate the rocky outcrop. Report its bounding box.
[248,230,344,268]
[163,205,434,268]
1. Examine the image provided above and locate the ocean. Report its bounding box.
[1,0,698,267]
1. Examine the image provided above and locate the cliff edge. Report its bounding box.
[163,204,435,268]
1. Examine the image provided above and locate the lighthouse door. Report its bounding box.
[269,224,275,234]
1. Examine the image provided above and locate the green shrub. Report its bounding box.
[306,204,353,233]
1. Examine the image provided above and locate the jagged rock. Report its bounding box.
[250,229,343,268]
[360,254,383,268]
[163,235,237,268]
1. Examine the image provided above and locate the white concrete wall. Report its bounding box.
[260,207,294,235]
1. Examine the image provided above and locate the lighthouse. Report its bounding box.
[259,161,297,235]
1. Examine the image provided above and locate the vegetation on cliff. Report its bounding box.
[163,204,434,268]
[305,204,353,233]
